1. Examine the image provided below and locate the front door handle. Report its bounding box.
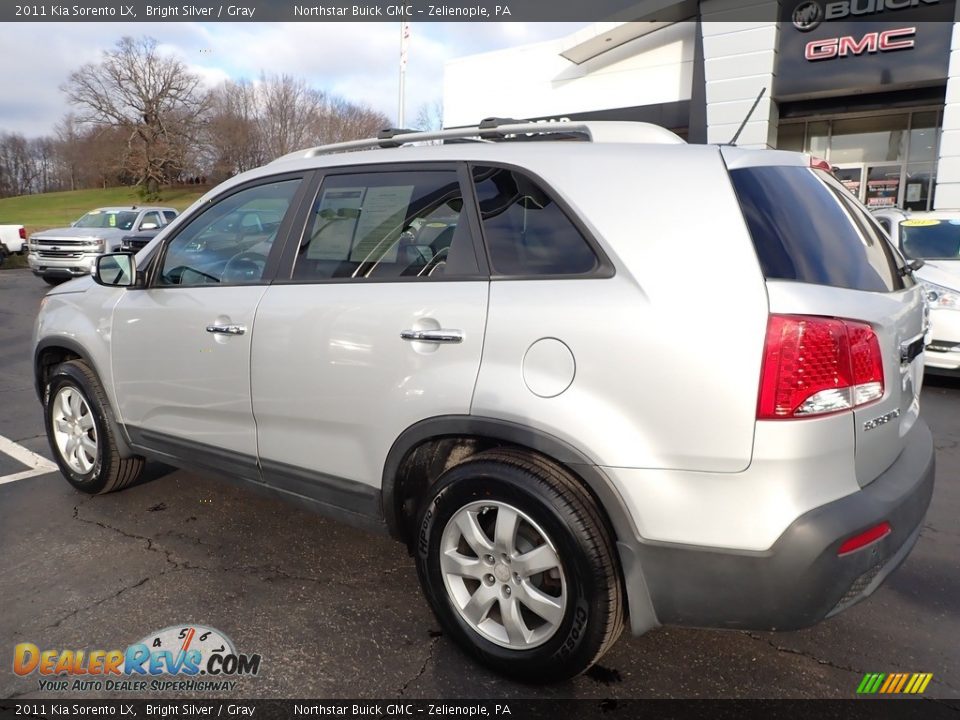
[400,329,463,344]
[206,324,246,336]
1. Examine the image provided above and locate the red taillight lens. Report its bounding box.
[838,521,891,556]
[758,314,884,419]
[18,227,26,240]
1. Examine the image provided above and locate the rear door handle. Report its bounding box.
[400,329,463,344]
[206,324,246,336]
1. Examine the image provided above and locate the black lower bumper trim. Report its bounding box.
[634,417,935,631]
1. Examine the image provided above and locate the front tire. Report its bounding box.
[414,449,624,682]
[44,360,144,494]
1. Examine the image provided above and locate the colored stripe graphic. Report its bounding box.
[857,672,932,694]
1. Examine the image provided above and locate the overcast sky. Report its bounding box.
[0,22,587,138]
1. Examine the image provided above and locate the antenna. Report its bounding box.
[727,87,767,146]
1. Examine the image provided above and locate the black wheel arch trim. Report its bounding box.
[34,336,136,459]
[381,414,659,634]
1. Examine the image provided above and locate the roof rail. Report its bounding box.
[271,121,684,163]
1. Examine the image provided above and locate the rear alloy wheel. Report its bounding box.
[415,449,624,681]
[44,360,144,494]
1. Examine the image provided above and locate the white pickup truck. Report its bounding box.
[0,224,27,264]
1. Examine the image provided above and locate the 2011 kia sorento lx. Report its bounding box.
[33,120,935,681]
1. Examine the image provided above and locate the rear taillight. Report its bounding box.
[18,227,26,240]
[758,314,884,419]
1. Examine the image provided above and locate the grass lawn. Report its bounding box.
[0,185,208,270]
[0,185,208,235]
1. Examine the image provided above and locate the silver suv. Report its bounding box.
[33,121,935,681]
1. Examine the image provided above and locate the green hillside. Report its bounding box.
[0,186,207,235]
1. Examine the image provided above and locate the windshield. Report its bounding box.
[74,210,138,231]
[900,219,960,260]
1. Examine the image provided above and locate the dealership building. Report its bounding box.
[443,0,960,210]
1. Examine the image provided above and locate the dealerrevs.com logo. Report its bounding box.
[13,625,262,693]
[793,0,940,30]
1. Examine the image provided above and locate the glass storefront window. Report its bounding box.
[807,121,829,158]
[908,111,939,164]
[776,110,941,211]
[903,163,934,211]
[830,115,908,164]
[778,123,804,152]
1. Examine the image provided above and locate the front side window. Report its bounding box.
[292,170,479,281]
[163,210,178,223]
[158,178,301,286]
[471,166,598,276]
[139,211,162,229]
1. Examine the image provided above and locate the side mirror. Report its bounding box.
[140,222,158,230]
[93,253,138,288]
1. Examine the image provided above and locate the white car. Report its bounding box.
[873,209,960,375]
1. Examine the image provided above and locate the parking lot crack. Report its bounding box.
[397,634,439,697]
[742,632,863,676]
[72,504,182,570]
[45,575,152,630]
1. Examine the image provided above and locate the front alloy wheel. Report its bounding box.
[51,386,98,474]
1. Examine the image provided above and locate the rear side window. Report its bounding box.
[292,170,480,282]
[730,166,905,292]
[472,166,597,276]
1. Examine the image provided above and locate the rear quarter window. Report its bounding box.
[730,166,905,292]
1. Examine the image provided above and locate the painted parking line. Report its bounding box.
[0,434,57,485]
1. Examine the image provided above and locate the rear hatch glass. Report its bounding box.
[730,166,908,293]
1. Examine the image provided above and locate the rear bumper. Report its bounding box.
[627,417,935,632]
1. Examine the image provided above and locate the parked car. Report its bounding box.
[28,206,177,284]
[33,121,935,681]
[0,223,27,260]
[873,208,960,375]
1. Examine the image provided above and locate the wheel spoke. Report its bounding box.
[64,437,77,457]
[78,412,94,431]
[461,584,497,626]
[441,550,486,580]
[80,436,97,458]
[516,581,564,626]
[68,391,82,418]
[54,419,71,434]
[455,511,494,556]
[513,543,560,578]
[73,443,90,473]
[58,390,73,419]
[494,506,519,556]
[499,597,531,645]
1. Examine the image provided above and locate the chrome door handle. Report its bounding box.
[400,329,463,344]
[206,324,246,336]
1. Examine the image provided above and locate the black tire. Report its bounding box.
[414,448,624,682]
[43,276,67,285]
[44,359,144,494]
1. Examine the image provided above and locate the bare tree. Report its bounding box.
[414,100,444,131]
[256,73,320,159]
[204,79,263,180]
[62,36,208,198]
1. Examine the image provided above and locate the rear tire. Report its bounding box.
[44,360,144,494]
[414,449,623,682]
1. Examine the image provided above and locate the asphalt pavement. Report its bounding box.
[1,267,958,700]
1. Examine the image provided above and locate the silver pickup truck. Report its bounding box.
[28,206,177,284]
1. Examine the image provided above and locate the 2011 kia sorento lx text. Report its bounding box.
[33,121,935,681]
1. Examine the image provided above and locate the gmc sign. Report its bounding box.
[805,26,916,60]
